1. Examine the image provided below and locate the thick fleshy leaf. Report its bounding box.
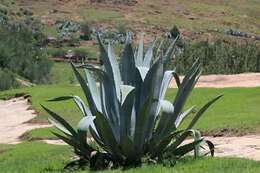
[42,105,77,137]
[175,106,195,128]
[85,70,101,111]
[77,116,96,131]
[99,73,120,133]
[172,139,203,157]
[150,130,183,158]
[120,34,136,86]
[143,38,157,67]
[120,85,135,105]
[204,140,215,157]
[52,131,93,159]
[97,35,121,101]
[94,111,122,158]
[71,63,99,114]
[133,96,152,156]
[167,129,201,153]
[121,88,135,139]
[135,33,144,66]
[48,95,92,117]
[48,118,72,136]
[140,59,164,141]
[136,66,149,81]
[89,126,107,150]
[163,36,179,68]
[153,100,174,140]
[108,42,122,100]
[187,94,223,129]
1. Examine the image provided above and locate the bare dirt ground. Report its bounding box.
[0,97,51,144]
[204,135,260,161]
[170,73,260,88]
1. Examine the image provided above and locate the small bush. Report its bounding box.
[74,48,89,60]
[170,25,180,39]
[0,21,53,84]
[176,40,260,74]
[80,22,92,41]
[46,47,67,58]
[0,68,19,91]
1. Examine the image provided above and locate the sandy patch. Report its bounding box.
[0,97,51,144]
[204,135,260,161]
[170,73,260,88]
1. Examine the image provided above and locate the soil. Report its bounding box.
[0,97,51,144]
[170,73,260,88]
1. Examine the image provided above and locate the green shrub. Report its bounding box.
[46,47,67,57]
[0,68,19,91]
[170,25,180,39]
[0,21,53,84]
[176,40,260,74]
[80,22,92,41]
[43,34,221,170]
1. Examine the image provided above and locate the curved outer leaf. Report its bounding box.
[85,69,101,112]
[204,140,215,157]
[187,94,223,129]
[166,129,198,153]
[52,131,93,159]
[42,105,77,137]
[150,130,183,158]
[172,138,203,157]
[48,118,72,136]
[155,59,201,139]
[174,106,195,128]
[120,33,136,86]
[48,95,92,117]
[71,63,99,114]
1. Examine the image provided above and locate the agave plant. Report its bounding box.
[42,33,222,169]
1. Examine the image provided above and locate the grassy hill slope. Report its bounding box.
[13,0,260,36]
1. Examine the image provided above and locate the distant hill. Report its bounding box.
[8,0,258,38]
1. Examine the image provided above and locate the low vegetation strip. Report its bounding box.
[0,142,260,173]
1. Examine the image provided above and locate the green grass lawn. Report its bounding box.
[1,85,260,140]
[0,142,260,173]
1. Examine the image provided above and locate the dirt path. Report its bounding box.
[170,73,260,88]
[0,97,51,144]
[204,135,260,161]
